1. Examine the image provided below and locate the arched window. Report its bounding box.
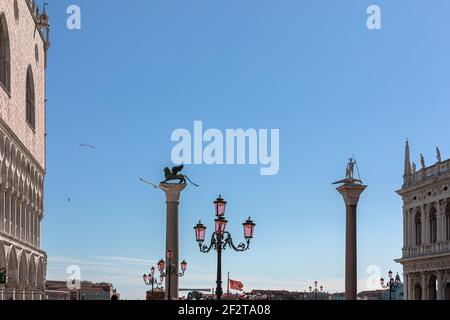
[429,207,437,244]
[26,66,35,130]
[0,13,11,93]
[415,212,422,246]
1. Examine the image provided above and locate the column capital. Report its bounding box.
[336,183,367,206]
[160,183,187,203]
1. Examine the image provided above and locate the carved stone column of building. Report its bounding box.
[0,182,5,231]
[10,191,17,238]
[421,273,428,300]
[439,200,447,244]
[336,183,367,301]
[403,209,408,252]
[421,205,427,248]
[403,273,409,300]
[23,201,28,243]
[33,211,38,247]
[18,194,24,241]
[437,270,445,300]
[26,200,30,244]
[5,186,11,234]
[160,183,186,300]
[410,210,414,249]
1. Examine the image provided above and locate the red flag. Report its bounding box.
[229,279,244,291]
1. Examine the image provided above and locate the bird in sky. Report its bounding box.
[79,144,96,149]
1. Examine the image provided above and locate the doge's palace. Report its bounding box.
[0,0,50,300]
[396,141,450,300]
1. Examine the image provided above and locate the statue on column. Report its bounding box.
[333,158,362,185]
[162,165,199,187]
[140,165,199,191]
[346,158,355,180]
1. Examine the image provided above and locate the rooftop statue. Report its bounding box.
[436,147,442,163]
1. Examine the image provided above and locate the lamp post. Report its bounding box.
[194,195,256,300]
[143,266,164,300]
[307,282,323,300]
[158,250,187,300]
[380,271,402,300]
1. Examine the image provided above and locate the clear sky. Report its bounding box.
[42,0,450,299]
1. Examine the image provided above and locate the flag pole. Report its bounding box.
[227,272,230,300]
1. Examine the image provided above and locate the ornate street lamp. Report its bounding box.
[194,195,255,300]
[307,281,324,300]
[144,254,187,300]
[143,266,164,300]
[380,271,402,300]
[160,249,187,300]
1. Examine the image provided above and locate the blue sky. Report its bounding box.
[42,0,450,299]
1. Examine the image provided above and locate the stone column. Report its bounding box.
[421,206,427,246]
[404,273,409,300]
[5,186,11,234]
[336,183,367,301]
[421,273,427,300]
[403,209,408,252]
[160,183,186,300]
[0,182,4,232]
[438,270,446,300]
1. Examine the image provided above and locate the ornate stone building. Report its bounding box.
[0,0,50,300]
[396,141,450,300]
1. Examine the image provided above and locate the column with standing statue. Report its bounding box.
[333,158,367,301]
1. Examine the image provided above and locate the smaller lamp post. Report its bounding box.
[160,249,187,300]
[307,281,324,300]
[143,266,164,300]
[380,271,402,300]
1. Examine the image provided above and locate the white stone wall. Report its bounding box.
[0,0,46,169]
[0,0,47,300]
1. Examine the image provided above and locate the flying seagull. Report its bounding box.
[79,144,96,149]
[139,178,160,189]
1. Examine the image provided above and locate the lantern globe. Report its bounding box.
[380,278,385,286]
[388,270,393,279]
[214,195,227,217]
[166,249,173,260]
[181,260,188,272]
[194,221,207,242]
[158,259,166,273]
[243,218,256,239]
[143,274,148,282]
[215,217,228,235]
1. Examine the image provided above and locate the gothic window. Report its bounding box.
[0,13,11,93]
[26,66,35,130]
[429,207,437,244]
[415,213,422,246]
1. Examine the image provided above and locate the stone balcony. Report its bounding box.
[403,241,450,258]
